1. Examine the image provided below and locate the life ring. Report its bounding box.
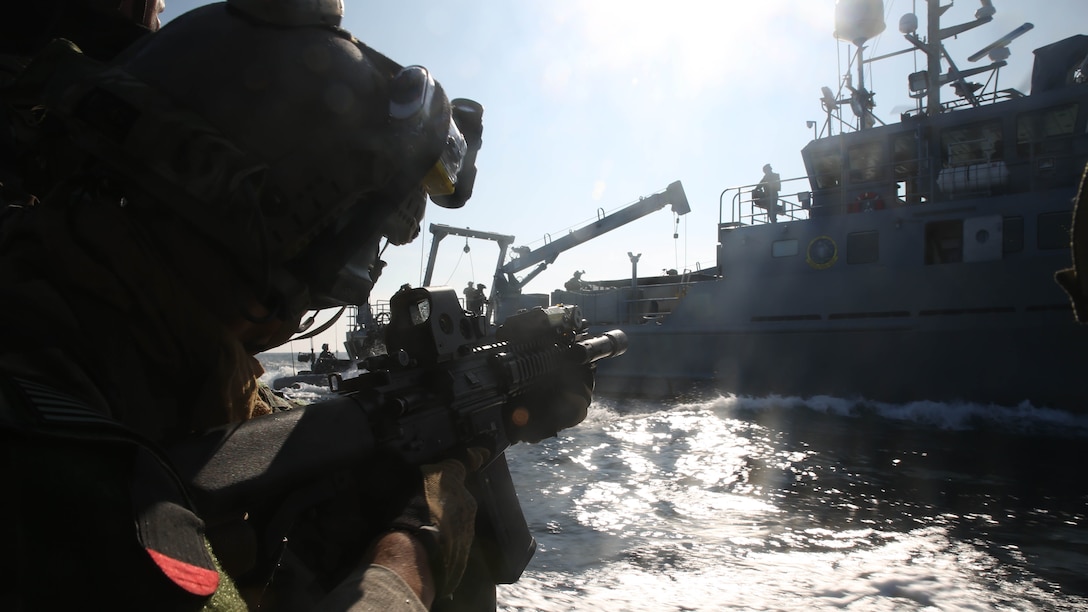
[806,236,838,270]
[849,192,885,213]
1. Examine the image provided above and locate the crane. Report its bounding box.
[420,181,690,321]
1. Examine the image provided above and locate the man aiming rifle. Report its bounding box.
[0,1,599,609]
[169,287,627,609]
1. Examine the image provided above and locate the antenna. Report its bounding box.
[968,22,1034,62]
[819,86,840,136]
[821,86,838,111]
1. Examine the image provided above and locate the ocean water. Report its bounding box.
[259,353,1088,611]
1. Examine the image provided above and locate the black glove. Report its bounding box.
[505,363,595,444]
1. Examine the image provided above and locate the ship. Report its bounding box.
[270,307,384,391]
[270,345,356,391]
[545,0,1088,411]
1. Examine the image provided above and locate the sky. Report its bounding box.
[161,0,1085,355]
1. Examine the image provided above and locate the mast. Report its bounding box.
[827,1,1015,129]
[901,0,995,115]
[834,0,886,130]
[926,0,943,115]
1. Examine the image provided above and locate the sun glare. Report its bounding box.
[549,0,826,98]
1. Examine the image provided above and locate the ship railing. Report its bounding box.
[901,88,1026,119]
[550,268,708,325]
[346,300,391,328]
[719,175,813,227]
[343,300,392,360]
[717,113,1083,221]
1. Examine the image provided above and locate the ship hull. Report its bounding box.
[556,186,1088,412]
[590,312,1088,411]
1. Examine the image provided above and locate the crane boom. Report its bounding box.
[422,224,515,287]
[501,180,689,276]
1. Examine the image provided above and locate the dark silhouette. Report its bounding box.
[754,163,782,222]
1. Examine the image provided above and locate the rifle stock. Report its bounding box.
[168,286,627,598]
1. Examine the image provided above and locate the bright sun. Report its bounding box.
[538,1,830,100]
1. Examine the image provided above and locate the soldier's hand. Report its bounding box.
[506,363,596,443]
[390,448,489,598]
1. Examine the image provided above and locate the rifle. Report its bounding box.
[167,285,627,608]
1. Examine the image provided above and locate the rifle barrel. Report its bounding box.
[569,330,628,364]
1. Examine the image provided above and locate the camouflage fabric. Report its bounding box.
[0,169,424,612]
[1056,162,1088,320]
[0,1,154,60]
[0,188,280,438]
[0,101,273,609]
[1,0,156,211]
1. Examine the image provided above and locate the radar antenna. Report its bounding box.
[968,22,1034,62]
[966,22,1033,93]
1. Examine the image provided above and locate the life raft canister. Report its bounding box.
[849,191,885,213]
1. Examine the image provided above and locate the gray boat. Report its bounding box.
[549,0,1088,411]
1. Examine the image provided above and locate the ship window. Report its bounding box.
[848,140,883,183]
[893,132,928,204]
[1003,216,1024,253]
[772,239,799,258]
[1016,103,1078,156]
[847,231,879,264]
[940,119,1002,167]
[924,220,963,264]
[812,152,841,188]
[1037,211,1072,250]
[892,133,921,178]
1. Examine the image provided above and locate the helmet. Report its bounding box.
[34,1,481,321]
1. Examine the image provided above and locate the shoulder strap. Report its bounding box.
[0,374,221,597]
[0,375,121,432]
